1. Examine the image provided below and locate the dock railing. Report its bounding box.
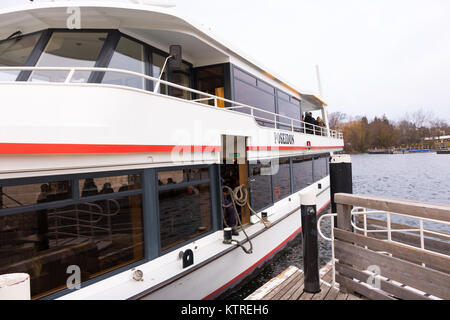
[318,193,450,300]
[0,66,343,139]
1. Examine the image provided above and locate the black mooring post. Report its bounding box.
[300,191,321,294]
[329,154,353,227]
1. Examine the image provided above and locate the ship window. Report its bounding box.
[158,168,209,187]
[292,156,313,191]
[102,36,145,89]
[257,79,275,94]
[249,161,273,211]
[29,32,107,83]
[272,158,291,201]
[0,172,144,299]
[79,174,141,197]
[234,78,276,128]
[171,68,191,100]
[278,97,301,129]
[234,67,256,86]
[158,180,212,251]
[0,180,71,210]
[0,32,42,81]
[313,154,328,182]
[277,90,290,101]
[152,52,168,95]
[195,64,226,107]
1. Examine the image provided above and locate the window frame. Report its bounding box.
[1,28,194,92]
[231,65,304,130]
[291,155,314,193]
[193,63,229,105]
[155,164,219,255]
[313,153,329,182]
[0,169,148,300]
[276,88,302,130]
[248,160,274,213]
[233,76,277,127]
[271,157,292,203]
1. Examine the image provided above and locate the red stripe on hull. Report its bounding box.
[0,143,222,155]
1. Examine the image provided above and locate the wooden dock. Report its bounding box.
[246,193,450,301]
[245,262,365,300]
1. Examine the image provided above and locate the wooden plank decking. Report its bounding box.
[245,262,365,301]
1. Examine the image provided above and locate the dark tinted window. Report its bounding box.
[0,182,144,299]
[158,168,209,186]
[102,36,145,89]
[30,32,107,83]
[195,64,225,107]
[313,154,328,181]
[159,183,212,250]
[234,78,276,127]
[278,97,301,126]
[233,67,256,85]
[277,90,290,101]
[79,174,141,197]
[257,79,275,94]
[291,97,301,106]
[249,161,273,211]
[0,32,42,81]
[1,180,72,209]
[171,68,191,100]
[272,158,291,201]
[292,156,313,191]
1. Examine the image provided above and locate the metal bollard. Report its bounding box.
[223,227,232,244]
[300,191,321,294]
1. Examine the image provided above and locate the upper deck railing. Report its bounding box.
[0,66,344,140]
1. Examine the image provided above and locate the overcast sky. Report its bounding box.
[3,0,450,122]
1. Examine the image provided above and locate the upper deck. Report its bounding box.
[0,1,343,178]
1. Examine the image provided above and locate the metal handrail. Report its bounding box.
[349,207,450,256]
[48,199,121,244]
[0,66,344,139]
[317,207,450,288]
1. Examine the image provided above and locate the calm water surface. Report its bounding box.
[221,152,450,300]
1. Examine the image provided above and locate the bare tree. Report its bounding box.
[328,111,347,130]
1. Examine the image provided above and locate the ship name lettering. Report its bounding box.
[274,132,295,145]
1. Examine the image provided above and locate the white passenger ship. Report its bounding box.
[0,1,343,300]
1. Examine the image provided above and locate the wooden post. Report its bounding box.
[336,203,353,232]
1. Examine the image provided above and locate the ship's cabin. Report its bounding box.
[0,4,339,138]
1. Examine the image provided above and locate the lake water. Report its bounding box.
[220,152,450,300]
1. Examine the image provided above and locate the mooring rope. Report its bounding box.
[221,185,272,254]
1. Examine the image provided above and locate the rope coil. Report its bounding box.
[222,185,271,254]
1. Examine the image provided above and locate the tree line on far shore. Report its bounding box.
[329,109,450,153]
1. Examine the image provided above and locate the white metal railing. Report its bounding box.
[48,199,121,245]
[317,212,337,286]
[0,66,344,139]
[317,207,450,287]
